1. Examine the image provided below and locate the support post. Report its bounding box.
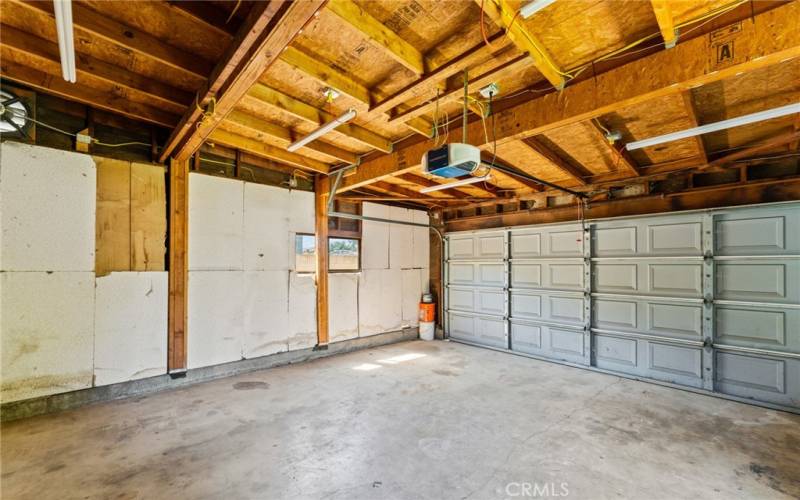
[315,174,330,346]
[168,157,188,372]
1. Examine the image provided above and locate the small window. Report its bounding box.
[294,234,316,273]
[329,237,360,272]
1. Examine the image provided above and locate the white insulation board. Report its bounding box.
[1,142,96,272]
[288,273,317,350]
[289,190,315,234]
[243,270,290,358]
[361,203,390,270]
[187,271,244,368]
[94,272,168,386]
[188,173,244,271]
[389,207,413,270]
[358,268,403,336]
[329,273,359,342]
[402,269,422,327]
[244,183,290,271]
[412,210,430,269]
[1,271,95,402]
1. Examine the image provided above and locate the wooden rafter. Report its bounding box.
[521,136,588,186]
[681,90,707,163]
[478,0,566,89]
[651,0,678,48]
[327,0,424,75]
[160,1,326,162]
[246,84,392,153]
[336,3,800,193]
[209,129,330,174]
[588,120,640,177]
[395,173,472,199]
[701,130,800,171]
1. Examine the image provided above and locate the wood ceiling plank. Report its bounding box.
[209,129,330,174]
[522,137,588,186]
[327,0,425,75]
[160,0,326,162]
[337,3,800,193]
[681,90,707,163]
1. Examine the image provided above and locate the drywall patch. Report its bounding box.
[94,272,168,386]
[188,173,244,271]
[243,270,290,358]
[289,190,315,234]
[0,142,95,271]
[389,206,413,270]
[244,183,290,271]
[362,202,390,270]
[330,273,359,342]
[359,268,403,336]
[402,269,422,327]
[412,209,430,269]
[1,272,95,402]
[289,272,317,350]
[187,271,244,368]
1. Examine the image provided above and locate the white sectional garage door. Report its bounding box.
[445,203,800,411]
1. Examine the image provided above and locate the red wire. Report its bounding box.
[480,0,492,48]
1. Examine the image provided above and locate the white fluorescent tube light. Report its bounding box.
[520,0,557,18]
[53,0,76,83]
[287,108,356,152]
[420,175,491,193]
[627,102,800,151]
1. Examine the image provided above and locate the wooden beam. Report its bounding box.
[315,174,330,346]
[681,90,707,163]
[160,0,325,162]
[395,173,472,198]
[280,46,372,105]
[168,158,189,371]
[11,0,211,79]
[702,130,800,171]
[338,3,800,192]
[209,129,330,174]
[225,110,357,164]
[588,120,640,177]
[0,24,192,112]
[0,59,180,127]
[651,0,678,48]
[167,1,239,37]
[247,84,392,153]
[478,0,566,89]
[327,0,424,74]
[371,181,436,201]
[522,136,588,186]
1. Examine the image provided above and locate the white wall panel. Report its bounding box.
[188,173,243,271]
[412,209,430,269]
[243,271,289,358]
[244,183,290,271]
[402,269,422,327]
[187,271,243,368]
[361,203,390,270]
[1,143,95,271]
[389,207,413,269]
[1,272,95,402]
[289,190,315,234]
[289,273,317,350]
[330,273,359,342]
[359,269,403,336]
[94,272,168,386]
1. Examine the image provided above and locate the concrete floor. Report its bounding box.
[2,340,799,499]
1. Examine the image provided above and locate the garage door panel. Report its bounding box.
[716,260,800,303]
[510,320,585,363]
[649,343,703,381]
[448,232,506,260]
[447,287,506,316]
[594,334,638,369]
[510,225,583,258]
[511,291,583,326]
[593,298,702,340]
[593,214,702,257]
[715,306,800,353]
[449,262,506,287]
[714,206,800,256]
[448,312,507,348]
[715,352,800,407]
[512,260,584,291]
[594,261,703,298]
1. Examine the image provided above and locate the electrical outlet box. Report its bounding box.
[76,133,93,145]
[479,83,500,99]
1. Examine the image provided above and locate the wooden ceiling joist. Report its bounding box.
[650,0,679,49]
[394,173,472,199]
[159,0,326,162]
[280,46,372,106]
[522,137,588,186]
[336,2,800,193]
[478,0,566,89]
[327,0,425,75]
[588,120,640,177]
[247,84,392,153]
[209,129,330,174]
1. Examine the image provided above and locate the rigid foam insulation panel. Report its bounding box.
[329,273,359,342]
[412,210,430,269]
[359,268,403,336]
[0,142,95,272]
[289,190,315,234]
[402,269,422,327]
[244,183,290,271]
[1,272,95,402]
[188,173,243,271]
[389,206,413,270]
[361,202,390,270]
[289,273,318,349]
[243,270,290,358]
[187,271,244,369]
[94,272,168,386]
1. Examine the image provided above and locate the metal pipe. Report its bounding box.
[483,160,586,198]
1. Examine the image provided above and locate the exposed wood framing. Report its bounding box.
[651,0,678,48]
[315,174,330,346]
[160,0,326,162]
[327,0,424,74]
[521,136,588,186]
[168,158,189,371]
[701,130,800,171]
[588,120,640,177]
[681,90,707,163]
[395,173,472,199]
[338,3,800,193]
[209,129,330,174]
[280,45,371,105]
[478,0,566,89]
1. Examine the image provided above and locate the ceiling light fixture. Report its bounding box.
[287,108,356,152]
[627,102,800,151]
[520,0,558,19]
[53,0,77,83]
[419,175,491,193]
